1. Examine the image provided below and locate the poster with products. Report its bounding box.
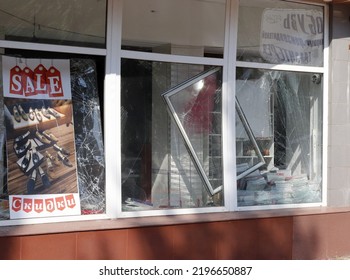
[1,55,80,219]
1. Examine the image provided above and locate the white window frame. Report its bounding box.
[0,0,329,226]
[231,0,329,211]
[117,0,230,218]
[117,0,329,218]
[0,1,112,226]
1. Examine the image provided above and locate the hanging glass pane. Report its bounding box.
[162,67,223,196]
[121,60,224,211]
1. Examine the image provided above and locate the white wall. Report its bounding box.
[328,4,350,206]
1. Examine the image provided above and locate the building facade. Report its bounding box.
[0,0,350,260]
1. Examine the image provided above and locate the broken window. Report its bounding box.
[121,60,223,211]
[236,68,322,206]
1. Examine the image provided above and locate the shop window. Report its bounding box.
[0,0,107,48]
[121,59,223,210]
[236,69,322,206]
[0,53,105,220]
[121,0,326,214]
[235,0,325,207]
[122,0,226,58]
[0,0,328,226]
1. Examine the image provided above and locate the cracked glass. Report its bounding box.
[236,68,322,206]
[121,59,223,211]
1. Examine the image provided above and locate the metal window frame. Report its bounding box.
[162,67,223,196]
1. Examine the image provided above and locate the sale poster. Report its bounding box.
[1,55,81,219]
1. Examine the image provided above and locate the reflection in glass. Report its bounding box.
[0,0,106,47]
[121,59,223,211]
[122,0,226,57]
[237,0,324,66]
[236,68,322,206]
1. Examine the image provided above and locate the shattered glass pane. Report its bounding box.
[235,97,266,180]
[236,68,322,206]
[0,51,8,219]
[71,59,105,214]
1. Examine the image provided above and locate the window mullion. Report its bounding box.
[105,0,123,219]
[223,0,239,211]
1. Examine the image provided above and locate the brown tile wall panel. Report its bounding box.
[171,223,219,260]
[126,226,174,260]
[216,218,293,260]
[5,212,350,259]
[325,213,350,259]
[122,217,293,260]
[216,220,259,260]
[0,236,22,260]
[255,218,293,260]
[293,215,329,259]
[293,213,350,259]
[76,229,128,260]
[21,233,77,260]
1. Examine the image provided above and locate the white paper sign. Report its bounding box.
[9,194,81,219]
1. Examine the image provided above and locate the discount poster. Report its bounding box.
[2,55,81,219]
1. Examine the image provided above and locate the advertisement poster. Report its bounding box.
[260,9,323,66]
[2,55,81,219]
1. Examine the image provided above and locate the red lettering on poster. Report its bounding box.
[65,194,76,209]
[23,198,33,213]
[46,66,63,97]
[33,64,48,95]
[7,63,65,97]
[22,67,36,97]
[55,196,66,211]
[45,198,55,213]
[12,197,22,212]
[9,66,23,95]
[34,199,44,213]
[11,195,78,215]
